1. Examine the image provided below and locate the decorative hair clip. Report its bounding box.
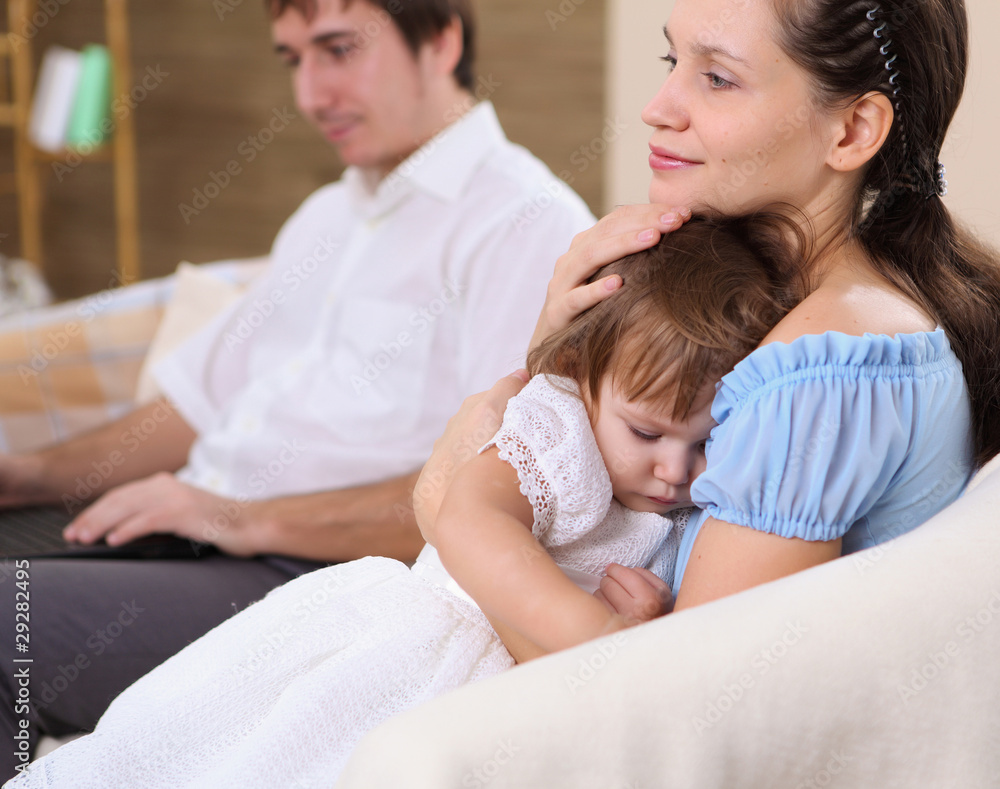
[867,5,907,153]
[934,162,948,198]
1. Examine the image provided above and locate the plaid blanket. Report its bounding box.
[0,260,264,454]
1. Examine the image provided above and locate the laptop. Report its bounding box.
[0,505,216,560]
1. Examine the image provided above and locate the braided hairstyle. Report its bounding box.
[773,0,1000,467]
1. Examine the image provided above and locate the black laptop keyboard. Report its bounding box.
[0,506,74,557]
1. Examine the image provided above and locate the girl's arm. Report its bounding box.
[430,448,656,654]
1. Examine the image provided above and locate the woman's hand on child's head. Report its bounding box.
[414,371,529,545]
[529,204,691,351]
[594,564,674,626]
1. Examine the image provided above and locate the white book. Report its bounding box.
[28,45,83,153]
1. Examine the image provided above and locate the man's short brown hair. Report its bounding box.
[266,0,476,91]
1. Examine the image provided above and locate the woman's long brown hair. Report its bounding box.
[774,0,1000,467]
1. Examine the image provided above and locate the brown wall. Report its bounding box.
[1,0,604,300]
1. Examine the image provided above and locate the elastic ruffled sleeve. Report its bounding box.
[690,331,964,542]
[482,375,612,541]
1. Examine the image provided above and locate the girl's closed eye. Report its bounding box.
[627,424,660,442]
[660,53,678,72]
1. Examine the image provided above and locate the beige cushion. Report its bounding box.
[338,459,1000,788]
[133,261,260,404]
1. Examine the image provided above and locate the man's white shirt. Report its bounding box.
[154,102,596,500]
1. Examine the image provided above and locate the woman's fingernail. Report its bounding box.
[638,229,656,242]
[511,369,529,383]
[660,212,678,224]
[604,275,622,291]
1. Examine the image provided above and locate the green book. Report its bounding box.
[66,44,112,151]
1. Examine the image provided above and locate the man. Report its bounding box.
[0,0,594,775]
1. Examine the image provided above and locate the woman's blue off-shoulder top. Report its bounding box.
[674,329,973,591]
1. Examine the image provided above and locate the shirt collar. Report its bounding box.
[344,101,505,219]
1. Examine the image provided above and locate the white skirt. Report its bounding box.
[11,557,513,789]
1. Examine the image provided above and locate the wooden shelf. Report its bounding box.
[1,0,140,283]
[28,144,115,163]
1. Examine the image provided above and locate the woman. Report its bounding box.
[416,0,1000,656]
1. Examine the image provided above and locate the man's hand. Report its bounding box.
[594,564,674,625]
[62,473,258,557]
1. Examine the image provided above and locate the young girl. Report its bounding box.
[7,217,794,789]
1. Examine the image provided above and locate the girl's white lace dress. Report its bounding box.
[10,375,688,789]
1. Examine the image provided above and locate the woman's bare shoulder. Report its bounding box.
[762,276,936,347]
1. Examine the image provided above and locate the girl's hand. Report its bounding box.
[594,564,674,625]
[414,371,529,545]
[529,204,692,350]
